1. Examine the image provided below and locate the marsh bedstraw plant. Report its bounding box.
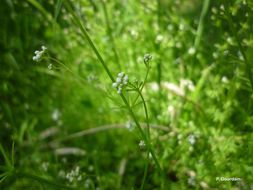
[31,2,164,189]
[31,1,165,189]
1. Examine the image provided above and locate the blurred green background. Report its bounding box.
[0,0,253,189]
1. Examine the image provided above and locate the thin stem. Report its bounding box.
[140,153,149,190]
[137,89,150,140]
[138,87,151,190]
[120,95,162,174]
[101,0,121,70]
[194,0,210,49]
[64,0,115,82]
[132,67,150,107]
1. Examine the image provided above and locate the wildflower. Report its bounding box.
[167,24,174,31]
[179,23,185,31]
[143,53,152,64]
[139,140,146,149]
[126,121,135,131]
[33,45,47,62]
[41,162,49,171]
[180,79,195,92]
[48,64,52,70]
[188,47,196,55]
[187,170,196,186]
[221,76,229,83]
[220,4,225,11]
[188,176,196,186]
[130,29,138,38]
[188,134,196,145]
[155,34,164,43]
[112,72,129,94]
[52,108,61,121]
[88,165,94,172]
[66,166,82,183]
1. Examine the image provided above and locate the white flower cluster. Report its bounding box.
[66,166,82,183]
[139,140,146,149]
[143,53,152,64]
[41,162,49,172]
[112,72,129,94]
[33,46,47,62]
[180,79,195,92]
[188,134,196,145]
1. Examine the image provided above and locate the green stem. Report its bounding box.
[64,0,115,82]
[140,153,149,190]
[138,87,151,190]
[137,89,150,140]
[120,95,162,174]
[101,0,121,70]
[132,67,150,106]
[194,0,210,49]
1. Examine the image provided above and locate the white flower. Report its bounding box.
[188,47,196,55]
[123,75,128,83]
[116,77,122,83]
[42,46,47,51]
[112,83,118,88]
[139,140,146,149]
[126,121,135,131]
[33,45,47,62]
[143,53,152,63]
[113,72,129,94]
[188,176,196,186]
[117,88,122,94]
[188,134,196,145]
[221,76,229,83]
[118,72,125,78]
[52,109,61,121]
[155,34,164,43]
[48,64,52,70]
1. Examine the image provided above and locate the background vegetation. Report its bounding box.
[1,0,253,189]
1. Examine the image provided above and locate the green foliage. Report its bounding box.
[0,0,253,189]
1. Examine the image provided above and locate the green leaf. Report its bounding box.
[54,0,63,21]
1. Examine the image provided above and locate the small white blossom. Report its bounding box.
[52,109,61,121]
[66,166,82,183]
[139,140,146,149]
[112,83,118,88]
[179,23,185,30]
[188,47,196,55]
[41,162,49,171]
[117,88,122,94]
[188,134,196,145]
[42,46,47,51]
[33,45,47,62]
[143,53,152,64]
[155,34,164,43]
[221,76,229,83]
[116,77,122,83]
[48,64,52,70]
[188,176,196,186]
[126,121,135,131]
[113,72,129,94]
[118,72,125,78]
